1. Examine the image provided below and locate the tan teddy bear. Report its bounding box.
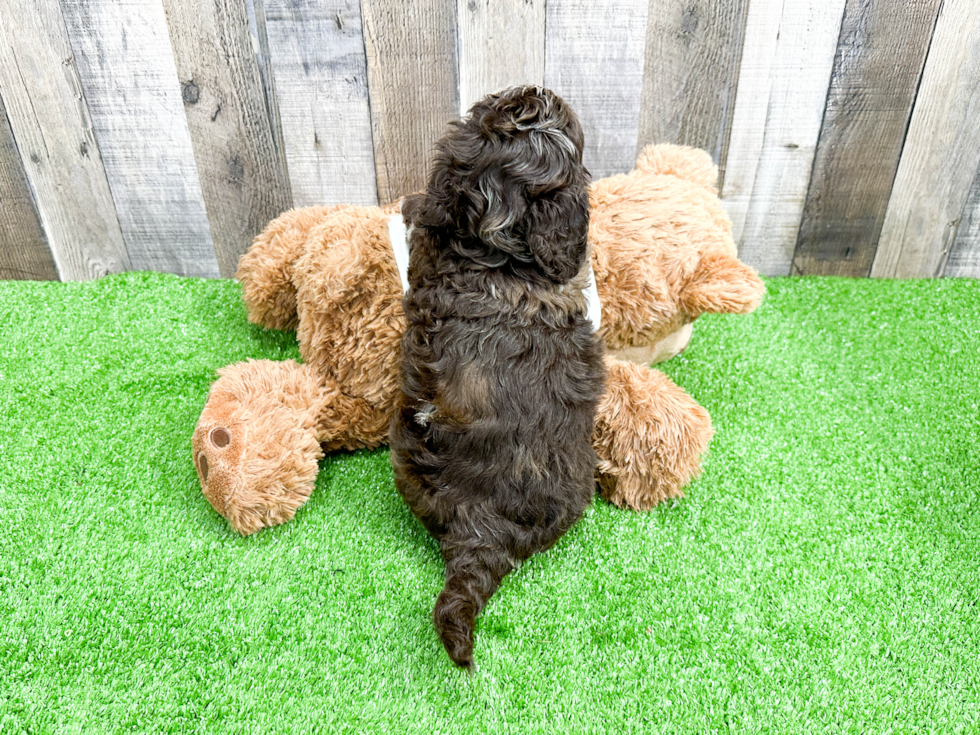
[193,144,765,535]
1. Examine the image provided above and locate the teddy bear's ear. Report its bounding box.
[634,144,718,194]
[679,251,766,316]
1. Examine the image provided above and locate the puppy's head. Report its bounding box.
[405,86,589,283]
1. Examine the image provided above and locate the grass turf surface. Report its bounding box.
[1,272,978,733]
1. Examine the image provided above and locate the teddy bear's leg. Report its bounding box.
[592,356,713,510]
[236,206,342,331]
[192,358,382,535]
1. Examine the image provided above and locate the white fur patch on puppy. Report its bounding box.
[583,265,601,331]
[388,211,412,295]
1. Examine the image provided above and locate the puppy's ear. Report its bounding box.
[399,194,425,227]
[402,186,457,233]
[526,187,590,283]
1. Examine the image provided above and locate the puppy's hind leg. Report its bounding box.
[433,537,514,670]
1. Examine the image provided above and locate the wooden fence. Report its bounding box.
[1,0,979,281]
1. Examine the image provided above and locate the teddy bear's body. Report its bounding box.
[193,144,764,535]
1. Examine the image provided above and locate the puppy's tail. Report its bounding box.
[433,544,511,670]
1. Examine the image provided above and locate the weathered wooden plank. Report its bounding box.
[163,0,292,277]
[871,0,980,279]
[361,0,458,203]
[263,0,377,207]
[717,0,780,246]
[244,0,291,185]
[60,0,219,278]
[637,0,749,185]
[0,0,129,280]
[946,164,980,278]
[457,0,545,114]
[0,94,57,281]
[792,0,942,278]
[545,0,649,178]
[720,0,846,276]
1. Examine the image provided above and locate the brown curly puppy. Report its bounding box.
[390,87,606,669]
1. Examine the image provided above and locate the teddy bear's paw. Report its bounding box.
[237,248,299,331]
[593,358,714,511]
[236,206,346,331]
[680,251,766,317]
[609,322,694,367]
[596,464,681,511]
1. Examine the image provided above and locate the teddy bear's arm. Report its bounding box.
[679,251,766,317]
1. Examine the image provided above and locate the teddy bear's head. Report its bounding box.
[589,143,765,365]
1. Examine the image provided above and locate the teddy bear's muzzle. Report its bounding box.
[191,369,326,536]
[193,422,238,518]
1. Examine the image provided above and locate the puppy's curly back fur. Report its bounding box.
[389,87,606,669]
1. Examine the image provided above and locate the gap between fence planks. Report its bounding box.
[457,0,545,114]
[637,0,749,187]
[361,0,458,204]
[717,0,780,250]
[264,0,377,208]
[62,0,219,278]
[163,0,292,278]
[792,0,942,278]
[946,165,980,278]
[0,0,129,280]
[545,0,649,179]
[244,0,291,202]
[0,94,56,281]
[871,0,980,279]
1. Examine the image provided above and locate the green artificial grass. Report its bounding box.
[1,272,978,733]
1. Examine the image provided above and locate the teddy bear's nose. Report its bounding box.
[210,427,231,448]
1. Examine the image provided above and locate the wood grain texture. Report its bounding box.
[458,0,545,114]
[361,0,458,203]
[163,0,292,277]
[0,94,57,280]
[265,0,377,207]
[0,0,129,280]
[638,0,749,184]
[871,0,980,279]
[61,0,219,278]
[244,0,291,188]
[792,0,942,277]
[720,0,847,276]
[545,0,649,178]
[946,164,980,278]
[717,0,780,247]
